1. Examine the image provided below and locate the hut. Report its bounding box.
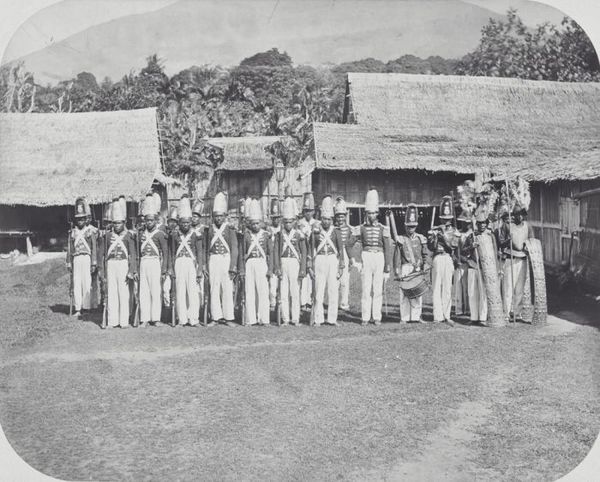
[197,136,312,222]
[315,72,600,287]
[0,107,163,251]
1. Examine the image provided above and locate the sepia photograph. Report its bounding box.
[0,0,599,480]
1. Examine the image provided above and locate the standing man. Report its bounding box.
[268,198,282,312]
[298,192,317,311]
[138,193,169,326]
[334,197,352,312]
[453,213,471,318]
[499,206,534,322]
[427,196,460,325]
[169,194,203,327]
[163,205,178,308]
[99,199,137,328]
[309,196,344,326]
[348,189,391,326]
[273,197,307,325]
[393,204,427,323]
[207,191,238,325]
[67,197,97,318]
[83,197,101,311]
[241,199,273,326]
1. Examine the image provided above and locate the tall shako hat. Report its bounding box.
[334,196,347,215]
[152,192,162,214]
[439,195,454,220]
[118,195,127,221]
[111,198,126,222]
[213,191,228,215]
[282,197,298,220]
[321,195,334,218]
[192,199,204,216]
[141,193,155,217]
[74,197,87,218]
[168,204,178,221]
[247,198,262,222]
[238,198,246,218]
[405,204,419,227]
[270,198,281,217]
[302,192,315,211]
[178,194,193,220]
[365,188,379,213]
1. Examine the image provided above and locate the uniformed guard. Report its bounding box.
[348,189,391,325]
[163,205,178,308]
[268,198,282,311]
[167,205,179,234]
[453,211,471,317]
[427,196,460,325]
[298,192,317,310]
[273,197,307,325]
[207,192,238,325]
[462,207,497,324]
[499,206,534,321]
[240,199,273,326]
[83,197,101,311]
[334,196,352,312]
[309,196,344,326]
[118,195,129,230]
[393,204,427,323]
[169,194,203,327]
[138,193,169,326]
[99,199,137,328]
[67,197,97,318]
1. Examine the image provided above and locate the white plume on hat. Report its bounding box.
[282,197,297,220]
[141,193,156,217]
[213,191,228,215]
[365,189,379,212]
[247,198,262,222]
[334,196,347,215]
[179,194,192,219]
[111,199,125,222]
[321,195,334,218]
[118,195,127,220]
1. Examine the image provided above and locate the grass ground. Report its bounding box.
[0,258,598,481]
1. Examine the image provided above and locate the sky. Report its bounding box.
[0,0,579,64]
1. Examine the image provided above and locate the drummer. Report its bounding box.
[393,204,428,323]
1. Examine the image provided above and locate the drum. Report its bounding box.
[398,268,431,299]
[525,238,547,325]
[476,233,506,327]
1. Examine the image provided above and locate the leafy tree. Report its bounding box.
[0,62,36,112]
[240,48,292,67]
[457,9,600,81]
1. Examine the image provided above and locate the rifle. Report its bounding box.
[170,272,177,327]
[309,230,316,326]
[276,273,282,326]
[240,230,247,326]
[132,278,140,327]
[203,226,210,326]
[101,230,109,329]
[67,224,74,316]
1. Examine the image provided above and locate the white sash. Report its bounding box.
[282,229,300,260]
[316,227,337,256]
[73,228,91,254]
[247,230,267,259]
[141,229,160,257]
[176,231,196,261]
[107,232,128,258]
[210,223,230,254]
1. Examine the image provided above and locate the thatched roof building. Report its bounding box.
[341,73,600,181]
[0,107,161,206]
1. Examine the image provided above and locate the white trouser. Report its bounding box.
[209,254,234,321]
[174,257,199,326]
[314,254,339,325]
[361,251,384,322]
[502,257,527,317]
[162,276,171,307]
[280,257,300,323]
[140,257,162,323]
[399,264,423,322]
[269,274,279,309]
[301,274,313,306]
[107,259,130,327]
[453,265,469,315]
[245,257,270,325]
[468,268,488,322]
[90,268,99,310]
[338,250,350,310]
[72,254,91,311]
[432,253,454,321]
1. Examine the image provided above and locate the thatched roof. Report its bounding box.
[206,136,282,171]
[0,108,161,206]
[342,73,600,181]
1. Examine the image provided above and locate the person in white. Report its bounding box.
[298,192,317,310]
[334,197,353,312]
